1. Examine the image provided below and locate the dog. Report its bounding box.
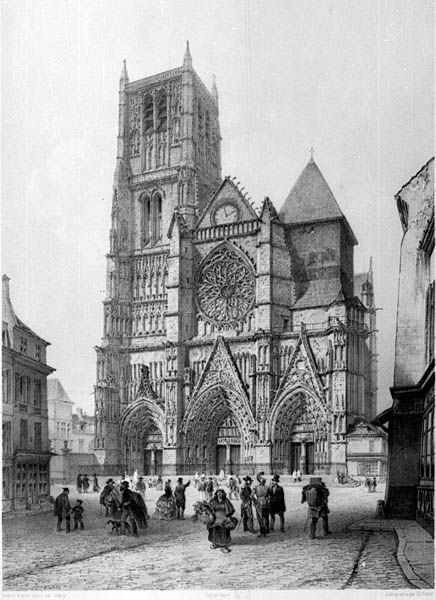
[107,519,131,535]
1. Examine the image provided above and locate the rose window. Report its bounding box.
[196,247,255,325]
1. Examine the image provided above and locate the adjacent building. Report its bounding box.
[94,45,378,476]
[375,158,434,535]
[346,417,388,480]
[2,275,55,511]
[48,379,95,454]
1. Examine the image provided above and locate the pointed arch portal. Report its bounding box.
[181,384,255,474]
[120,399,165,475]
[270,387,329,475]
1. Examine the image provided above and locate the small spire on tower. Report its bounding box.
[309,146,315,162]
[119,59,129,88]
[183,41,192,68]
[211,74,218,102]
[369,256,373,282]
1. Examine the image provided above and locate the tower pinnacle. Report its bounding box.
[211,74,218,103]
[119,59,129,89]
[183,41,192,68]
[309,146,315,162]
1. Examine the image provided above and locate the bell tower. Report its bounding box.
[94,44,222,469]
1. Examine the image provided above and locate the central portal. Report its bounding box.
[215,415,241,474]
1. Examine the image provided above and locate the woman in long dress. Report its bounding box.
[153,480,177,520]
[207,488,237,553]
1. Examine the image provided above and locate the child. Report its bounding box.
[72,499,84,530]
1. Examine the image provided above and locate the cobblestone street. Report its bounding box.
[3,481,415,590]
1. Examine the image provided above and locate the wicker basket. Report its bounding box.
[197,512,214,525]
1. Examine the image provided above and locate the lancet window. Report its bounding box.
[139,192,163,247]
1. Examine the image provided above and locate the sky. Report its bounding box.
[2,0,434,415]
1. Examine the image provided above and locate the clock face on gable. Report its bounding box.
[212,202,239,225]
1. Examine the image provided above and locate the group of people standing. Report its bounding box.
[57,469,333,549]
[76,473,100,494]
[364,477,377,493]
[239,473,286,537]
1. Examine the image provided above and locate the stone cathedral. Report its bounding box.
[94,44,377,476]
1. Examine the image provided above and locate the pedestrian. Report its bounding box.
[371,477,377,493]
[292,470,297,483]
[76,473,83,494]
[240,476,256,533]
[301,477,331,539]
[254,474,270,537]
[207,488,237,553]
[54,487,72,533]
[364,477,370,493]
[120,480,148,536]
[82,474,90,493]
[296,470,302,482]
[135,476,146,499]
[148,477,153,489]
[198,474,207,501]
[228,476,239,500]
[72,499,85,530]
[132,469,139,490]
[156,475,163,491]
[92,473,100,493]
[269,474,286,533]
[194,471,200,489]
[153,479,177,520]
[101,479,121,518]
[206,476,214,501]
[174,477,191,519]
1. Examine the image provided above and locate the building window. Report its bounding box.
[79,439,84,452]
[425,281,435,365]
[143,94,153,133]
[420,404,434,480]
[39,463,48,495]
[34,422,42,451]
[2,421,12,455]
[34,380,41,411]
[357,461,378,476]
[20,337,27,355]
[369,439,375,453]
[61,422,66,438]
[2,322,10,347]
[2,368,11,403]
[67,423,71,438]
[3,467,11,499]
[19,419,28,450]
[35,345,41,361]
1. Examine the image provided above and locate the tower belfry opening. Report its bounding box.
[94,45,378,477]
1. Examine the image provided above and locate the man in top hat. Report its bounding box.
[301,477,331,539]
[174,477,191,520]
[120,480,148,536]
[54,487,71,533]
[269,474,286,533]
[240,476,256,533]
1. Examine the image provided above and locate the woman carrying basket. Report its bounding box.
[207,488,237,553]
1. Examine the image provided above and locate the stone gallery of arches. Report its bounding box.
[94,44,377,476]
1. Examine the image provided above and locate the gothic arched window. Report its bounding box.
[139,192,162,247]
[139,195,151,246]
[143,95,153,133]
[156,92,167,131]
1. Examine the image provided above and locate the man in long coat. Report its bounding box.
[120,480,149,536]
[54,487,72,533]
[269,474,286,532]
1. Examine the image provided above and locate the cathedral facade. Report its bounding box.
[94,45,377,476]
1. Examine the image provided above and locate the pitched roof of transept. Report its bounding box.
[279,158,345,225]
